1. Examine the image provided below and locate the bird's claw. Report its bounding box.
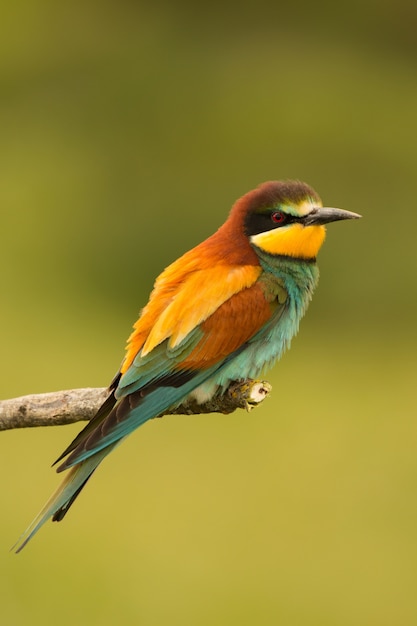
[229,379,272,412]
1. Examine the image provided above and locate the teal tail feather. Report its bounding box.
[12,447,112,553]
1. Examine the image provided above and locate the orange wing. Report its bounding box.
[176,281,276,370]
[121,251,262,374]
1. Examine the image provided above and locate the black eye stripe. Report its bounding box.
[244,210,303,237]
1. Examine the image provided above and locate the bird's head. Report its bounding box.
[231,180,361,262]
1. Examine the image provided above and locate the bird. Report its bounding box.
[14,179,360,551]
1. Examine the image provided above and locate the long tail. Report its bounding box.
[13,446,114,553]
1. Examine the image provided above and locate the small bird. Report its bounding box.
[14,180,360,551]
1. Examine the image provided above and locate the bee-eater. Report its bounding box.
[14,180,360,551]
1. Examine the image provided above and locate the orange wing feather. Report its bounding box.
[176,282,274,370]
[121,249,262,374]
[142,264,261,355]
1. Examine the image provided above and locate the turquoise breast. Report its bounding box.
[194,255,320,401]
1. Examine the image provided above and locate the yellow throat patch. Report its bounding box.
[250,223,326,260]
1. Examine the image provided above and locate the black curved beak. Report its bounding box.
[303,207,362,226]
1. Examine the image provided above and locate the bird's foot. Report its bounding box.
[228,379,272,412]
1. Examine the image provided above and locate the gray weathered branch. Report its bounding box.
[0,380,272,431]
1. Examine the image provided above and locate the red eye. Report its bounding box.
[271,211,286,224]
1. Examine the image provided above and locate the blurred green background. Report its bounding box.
[1,1,417,624]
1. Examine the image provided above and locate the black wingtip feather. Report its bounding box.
[52,388,118,469]
[52,471,96,522]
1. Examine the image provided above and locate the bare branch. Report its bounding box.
[0,380,272,431]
